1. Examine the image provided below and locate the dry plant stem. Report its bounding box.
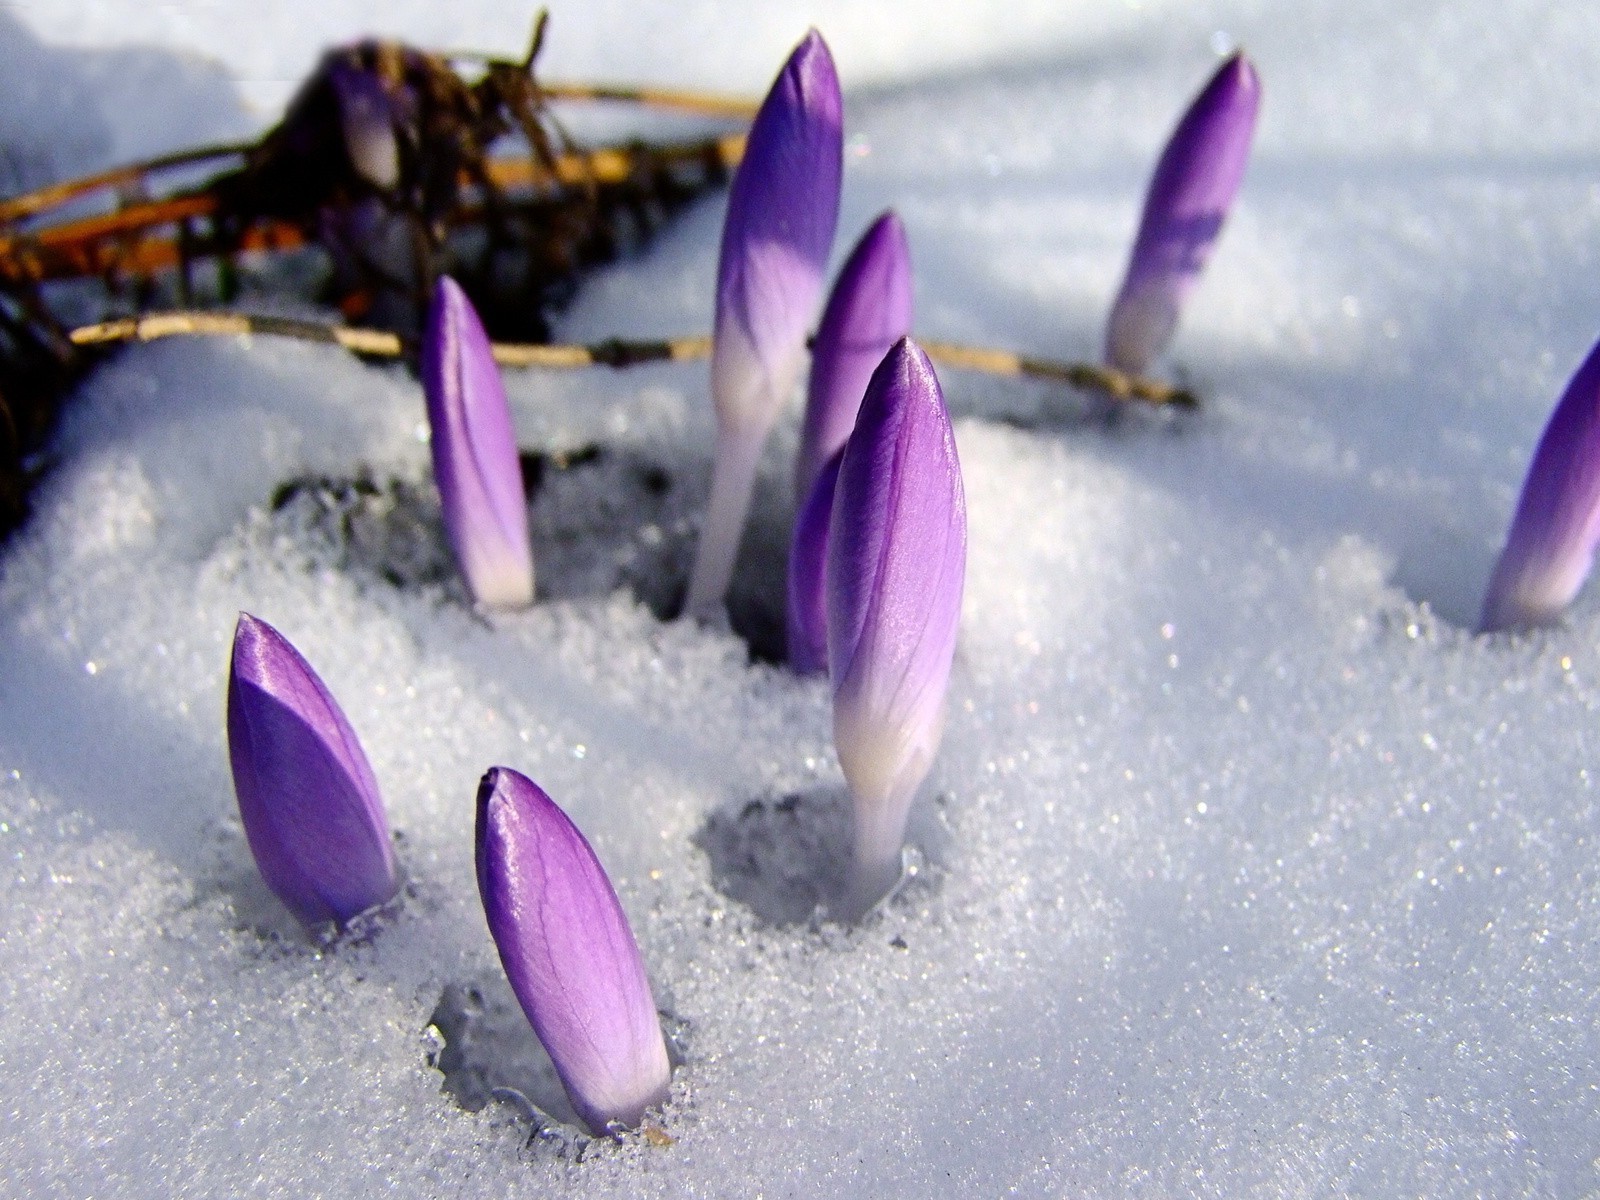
[540,81,758,120]
[66,313,1192,405]
[0,141,253,226]
[68,311,711,368]
[918,340,1196,408]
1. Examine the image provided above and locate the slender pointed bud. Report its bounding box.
[329,62,400,189]
[423,276,535,609]
[787,446,845,674]
[227,613,398,928]
[1480,337,1600,632]
[1104,52,1261,374]
[475,768,671,1137]
[827,339,966,912]
[796,211,914,504]
[684,30,843,619]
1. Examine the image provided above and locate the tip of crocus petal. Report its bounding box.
[228,613,397,928]
[790,29,841,110]
[475,768,670,1136]
[424,277,535,609]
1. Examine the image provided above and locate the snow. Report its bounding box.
[4,1,1600,1196]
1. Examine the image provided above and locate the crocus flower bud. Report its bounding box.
[422,276,535,609]
[796,211,915,504]
[1104,52,1261,374]
[683,30,843,620]
[787,446,844,674]
[1480,336,1600,632]
[476,767,671,1137]
[827,339,966,913]
[329,62,401,189]
[227,613,398,928]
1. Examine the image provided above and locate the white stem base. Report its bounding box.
[683,426,766,622]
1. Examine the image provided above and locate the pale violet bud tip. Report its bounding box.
[475,768,671,1137]
[796,210,914,503]
[423,276,535,609]
[787,446,844,674]
[1480,336,1600,632]
[1105,51,1261,374]
[711,29,843,435]
[827,339,966,899]
[687,29,844,619]
[227,613,397,928]
[329,62,400,189]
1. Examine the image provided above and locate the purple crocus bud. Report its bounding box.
[796,211,914,504]
[329,61,400,189]
[1480,336,1600,632]
[787,446,844,674]
[1104,52,1261,374]
[227,613,398,928]
[827,338,966,913]
[476,767,671,1136]
[422,276,534,609]
[683,30,843,620]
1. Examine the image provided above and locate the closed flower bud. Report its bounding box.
[1105,52,1261,374]
[684,30,843,620]
[1481,335,1600,632]
[226,613,398,928]
[796,211,914,504]
[827,339,966,912]
[422,276,535,609]
[475,767,671,1136]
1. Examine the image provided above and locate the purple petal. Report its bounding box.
[1481,336,1600,632]
[423,276,534,609]
[1104,52,1261,373]
[787,446,845,674]
[329,61,400,189]
[710,29,844,435]
[475,768,670,1136]
[686,30,843,619]
[827,338,966,897]
[227,613,397,928]
[796,211,914,504]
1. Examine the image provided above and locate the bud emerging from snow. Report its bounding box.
[827,339,966,913]
[1104,52,1261,374]
[226,613,398,928]
[475,767,671,1136]
[1481,335,1600,632]
[684,30,843,620]
[787,445,845,674]
[422,276,535,609]
[796,211,914,504]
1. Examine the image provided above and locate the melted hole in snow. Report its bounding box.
[267,443,790,662]
[425,976,689,1139]
[693,788,855,925]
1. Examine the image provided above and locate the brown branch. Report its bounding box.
[66,310,1192,406]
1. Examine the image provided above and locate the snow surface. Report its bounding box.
[5,1,1600,1196]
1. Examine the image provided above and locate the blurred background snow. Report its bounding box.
[4,1,1600,1196]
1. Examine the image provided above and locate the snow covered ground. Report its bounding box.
[4,1,1600,1196]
